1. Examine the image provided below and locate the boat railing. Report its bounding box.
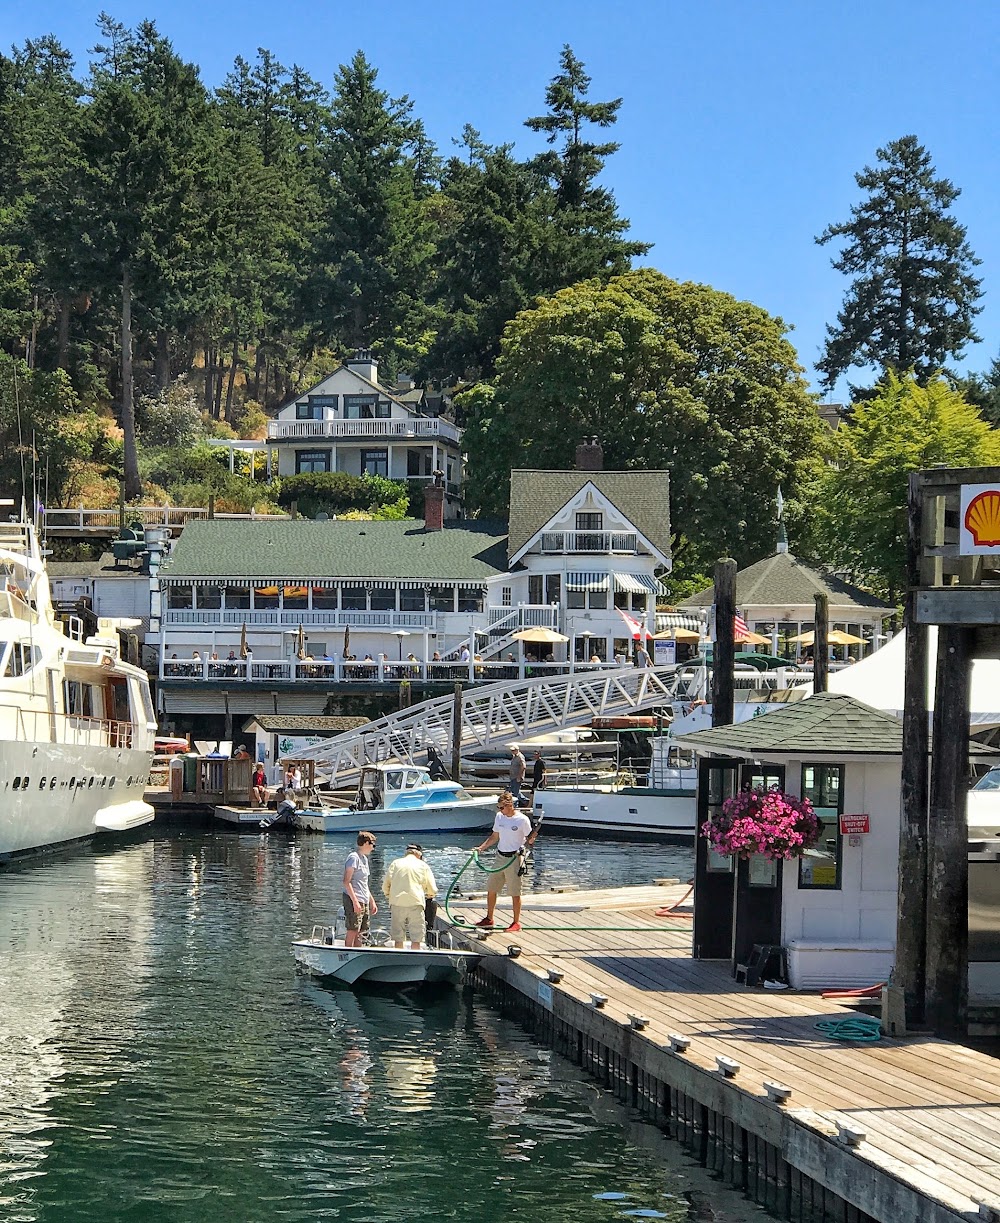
[0,702,143,750]
[310,925,336,945]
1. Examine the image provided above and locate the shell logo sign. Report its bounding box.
[960,484,1000,553]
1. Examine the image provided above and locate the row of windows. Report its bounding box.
[294,450,450,478]
[167,584,484,614]
[294,395,394,420]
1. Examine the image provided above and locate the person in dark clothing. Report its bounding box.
[531,750,546,791]
[426,745,448,781]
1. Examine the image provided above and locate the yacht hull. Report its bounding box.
[0,740,153,860]
[536,786,696,840]
[291,797,496,835]
[293,937,481,986]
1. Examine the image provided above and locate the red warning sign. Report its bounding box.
[839,814,870,835]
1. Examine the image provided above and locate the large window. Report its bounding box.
[400,588,426,612]
[457,588,483,614]
[311,587,337,610]
[544,574,561,605]
[361,449,388,477]
[252,585,279,610]
[309,394,338,412]
[799,764,844,889]
[295,402,320,420]
[345,396,390,419]
[370,589,396,611]
[429,586,454,613]
[528,575,543,605]
[283,584,308,610]
[576,512,603,531]
[167,585,193,610]
[341,586,366,610]
[198,585,222,610]
[224,585,250,610]
[295,449,331,474]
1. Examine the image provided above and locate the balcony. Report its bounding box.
[267,417,461,445]
[539,531,639,554]
[161,609,436,629]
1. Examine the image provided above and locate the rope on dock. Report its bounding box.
[444,851,692,933]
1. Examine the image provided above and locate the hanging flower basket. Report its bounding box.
[702,786,821,860]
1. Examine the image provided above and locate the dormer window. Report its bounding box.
[576,512,602,531]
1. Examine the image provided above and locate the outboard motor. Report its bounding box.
[260,796,296,832]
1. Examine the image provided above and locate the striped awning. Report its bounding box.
[565,572,610,593]
[657,611,705,633]
[613,572,666,596]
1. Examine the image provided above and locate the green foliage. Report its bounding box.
[274,471,409,519]
[137,377,204,448]
[817,136,982,390]
[810,373,1000,598]
[462,268,822,570]
[0,353,100,505]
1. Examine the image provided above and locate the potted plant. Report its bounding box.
[702,786,821,860]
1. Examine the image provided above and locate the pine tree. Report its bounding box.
[816,135,983,390]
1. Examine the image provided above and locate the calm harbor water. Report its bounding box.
[0,828,760,1222]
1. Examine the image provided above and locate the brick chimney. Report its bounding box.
[575,435,603,471]
[345,348,379,385]
[424,470,446,532]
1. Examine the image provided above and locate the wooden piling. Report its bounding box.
[451,682,463,781]
[813,592,829,694]
[926,624,973,1037]
[712,559,736,727]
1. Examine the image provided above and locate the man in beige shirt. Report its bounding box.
[382,844,438,949]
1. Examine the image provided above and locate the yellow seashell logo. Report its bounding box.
[964,490,1000,547]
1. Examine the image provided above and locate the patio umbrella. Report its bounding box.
[735,629,770,646]
[240,621,249,659]
[790,629,867,647]
[653,627,701,642]
[511,626,570,643]
[342,624,351,659]
[296,624,306,660]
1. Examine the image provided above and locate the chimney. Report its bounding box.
[575,435,603,471]
[424,469,446,532]
[345,348,379,385]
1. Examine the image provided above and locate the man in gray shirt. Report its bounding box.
[509,746,526,800]
[343,831,378,947]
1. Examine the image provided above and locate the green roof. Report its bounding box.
[242,715,368,733]
[507,470,671,563]
[676,692,906,757]
[681,550,891,613]
[160,519,509,582]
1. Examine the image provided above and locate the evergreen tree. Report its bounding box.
[816,135,983,390]
[311,52,437,356]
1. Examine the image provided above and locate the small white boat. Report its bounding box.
[291,763,497,834]
[293,926,482,986]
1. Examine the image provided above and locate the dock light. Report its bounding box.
[628,1013,649,1031]
[716,1056,740,1078]
[764,1081,792,1105]
[667,1033,690,1053]
[546,969,563,983]
[836,1123,866,1148]
[590,993,608,1009]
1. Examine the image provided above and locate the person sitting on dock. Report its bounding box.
[343,832,378,947]
[383,844,437,950]
[472,790,538,932]
[250,762,268,807]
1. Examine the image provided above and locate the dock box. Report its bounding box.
[786,939,894,990]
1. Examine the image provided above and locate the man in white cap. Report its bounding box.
[382,844,438,949]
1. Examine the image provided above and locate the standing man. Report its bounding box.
[531,750,546,792]
[343,831,378,947]
[383,844,437,949]
[509,745,526,800]
[473,790,538,932]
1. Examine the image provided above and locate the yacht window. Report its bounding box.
[5,642,35,677]
[407,771,423,788]
[384,771,405,790]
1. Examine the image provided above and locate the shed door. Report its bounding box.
[731,764,785,974]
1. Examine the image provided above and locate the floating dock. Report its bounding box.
[451,885,1000,1223]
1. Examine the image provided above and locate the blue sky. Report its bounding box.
[4,0,998,398]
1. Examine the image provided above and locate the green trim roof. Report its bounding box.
[676,692,906,756]
[507,470,671,563]
[159,519,509,582]
[681,550,891,613]
[242,715,367,733]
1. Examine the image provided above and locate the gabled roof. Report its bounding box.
[159,519,509,582]
[675,692,906,756]
[242,715,367,733]
[507,470,671,564]
[280,362,418,417]
[681,551,891,613]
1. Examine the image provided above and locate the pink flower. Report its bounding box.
[701,786,820,860]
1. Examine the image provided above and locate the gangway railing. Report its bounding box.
[286,664,700,784]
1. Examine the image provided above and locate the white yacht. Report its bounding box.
[0,513,156,860]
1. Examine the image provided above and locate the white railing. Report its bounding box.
[486,604,559,633]
[158,654,623,686]
[283,665,697,783]
[267,417,462,444]
[0,700,147,750]
[43,506,287,531]
[539,531,638,554]
[161,609,436,629]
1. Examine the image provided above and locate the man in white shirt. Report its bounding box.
[383,844,437,949]
[473,790,538,932]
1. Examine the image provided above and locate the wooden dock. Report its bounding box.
[451,884,1000,1223]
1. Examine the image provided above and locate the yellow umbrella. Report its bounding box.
[653,627,701,642]
[735,629,770,646]
[789,629,867,647]
[511,626,570,643]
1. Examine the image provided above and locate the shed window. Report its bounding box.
[799,764,843,889]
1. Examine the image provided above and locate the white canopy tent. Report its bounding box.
[796,629,1000,728]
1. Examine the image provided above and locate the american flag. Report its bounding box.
[734,613,750,638]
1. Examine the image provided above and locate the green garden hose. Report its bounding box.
[443,850,691,933]
[814,1015,882,1042]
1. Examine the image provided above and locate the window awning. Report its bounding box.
[657,611,705,633]
[613,572,665,596]
[565,572,610,593]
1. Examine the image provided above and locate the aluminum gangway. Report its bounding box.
[286,664,705,783]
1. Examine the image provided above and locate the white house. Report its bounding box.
[267,350,464,517]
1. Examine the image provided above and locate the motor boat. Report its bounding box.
[289,762,497,834]
[968,767,1000,838]
[293,925,482,986]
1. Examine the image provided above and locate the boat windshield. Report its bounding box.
[973,768,1000,792]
